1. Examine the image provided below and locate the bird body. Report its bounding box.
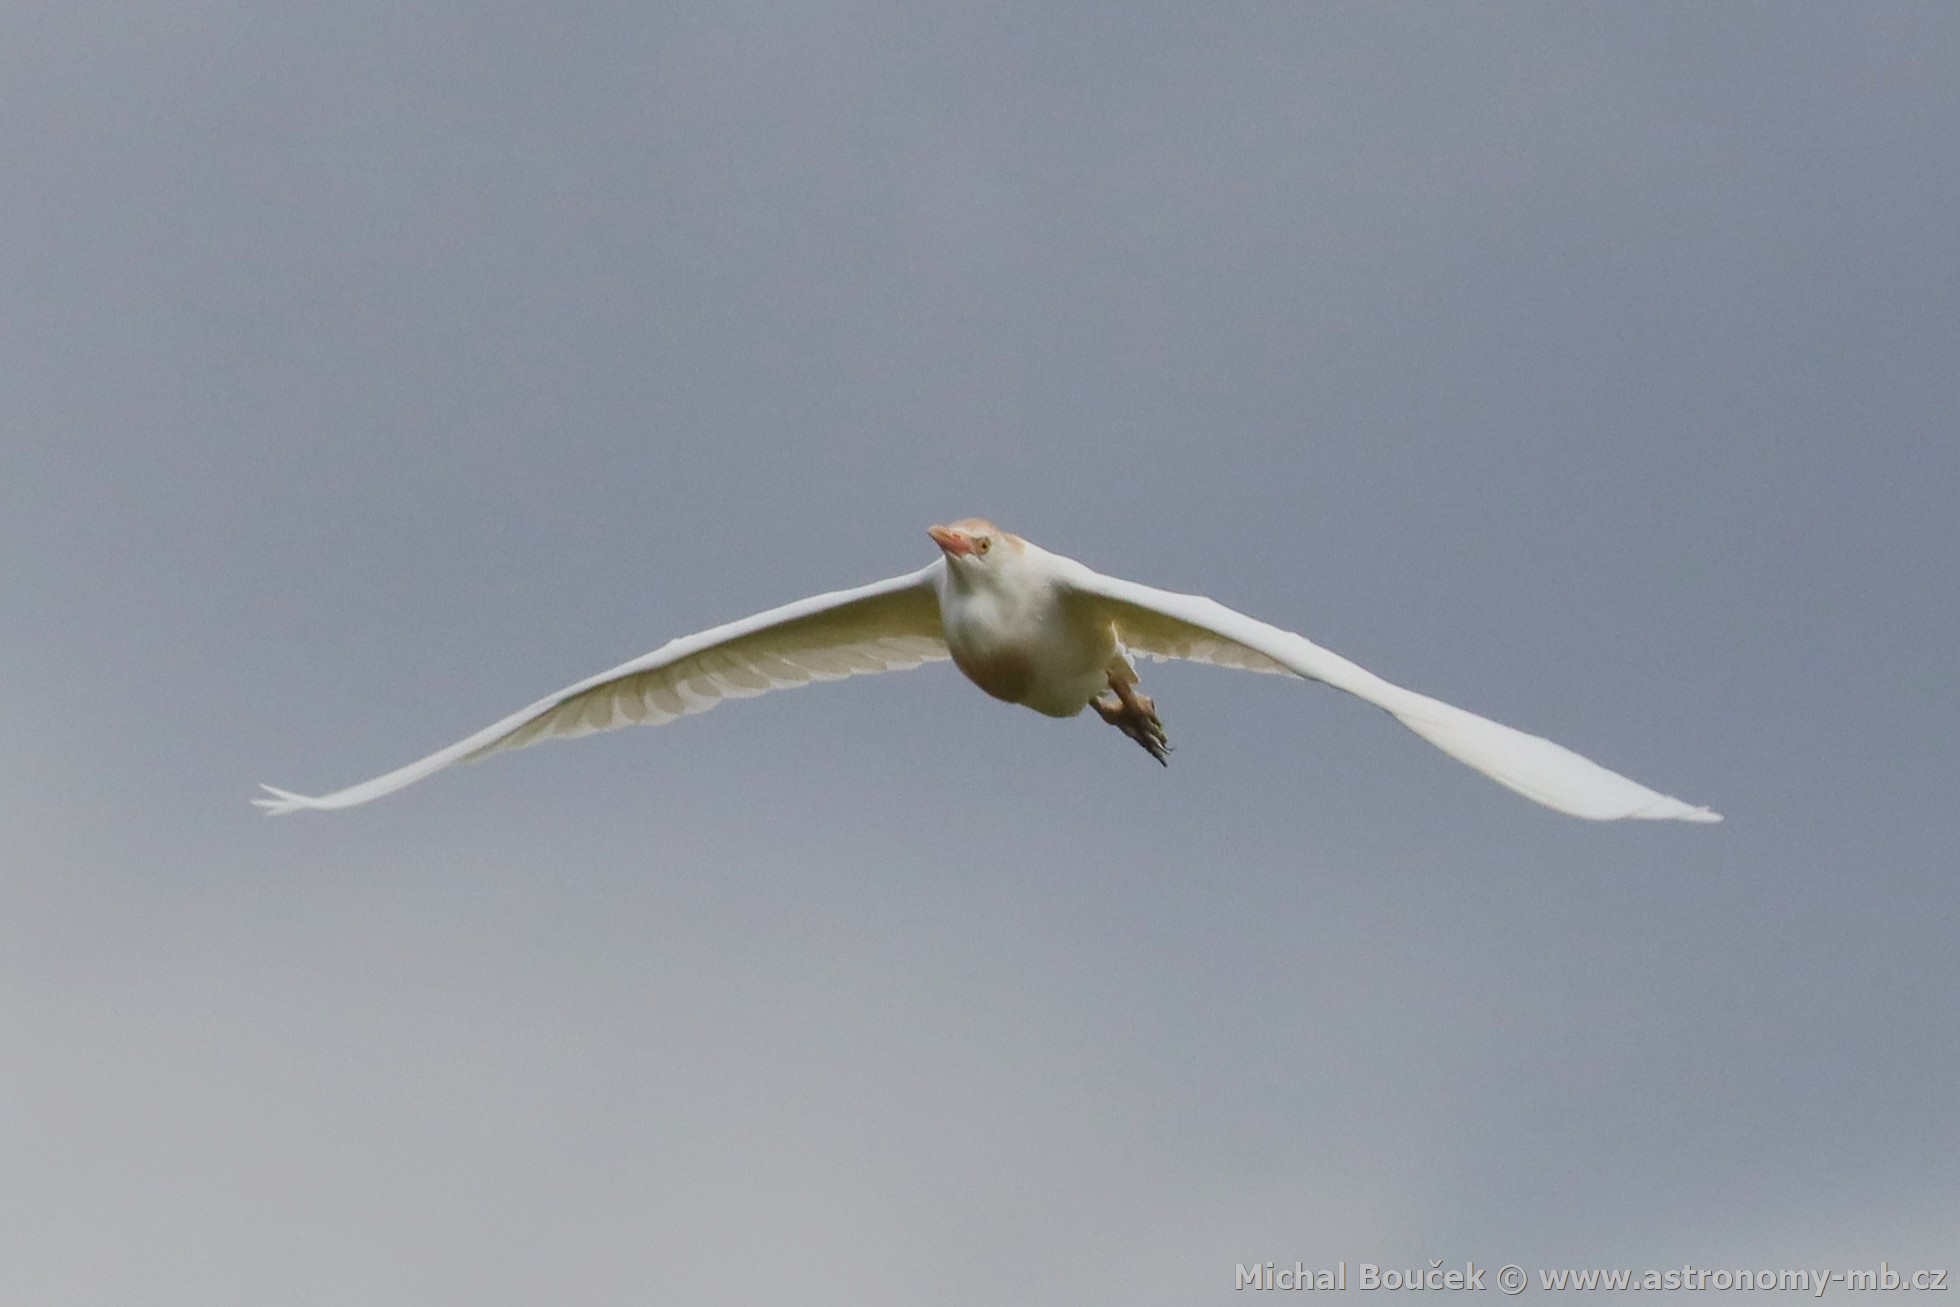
[257,519,1719,823]
[934,528,1112,717]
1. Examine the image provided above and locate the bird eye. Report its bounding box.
[976,537,992,555]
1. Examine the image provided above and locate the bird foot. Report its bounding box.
[1093,685,1171,766]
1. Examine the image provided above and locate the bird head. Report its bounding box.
[927,519,1010,567]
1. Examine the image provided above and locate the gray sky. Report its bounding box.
[5,3,1957,1303]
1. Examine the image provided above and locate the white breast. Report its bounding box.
[937,565,1114,717]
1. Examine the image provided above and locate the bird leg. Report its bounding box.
[1092,661,1171,766]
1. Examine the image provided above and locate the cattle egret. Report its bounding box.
[255,520,1719,822]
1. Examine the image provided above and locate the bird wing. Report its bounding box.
[255,564,949,814]
[1062,563,1719,822]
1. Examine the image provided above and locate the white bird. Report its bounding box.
[256,520,1719,822]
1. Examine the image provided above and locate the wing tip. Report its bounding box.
[253,784,318,816]
[1629,797,1723,824]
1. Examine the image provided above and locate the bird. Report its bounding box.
[255,519,1719,822]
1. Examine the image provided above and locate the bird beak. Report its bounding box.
[928,524,975,557]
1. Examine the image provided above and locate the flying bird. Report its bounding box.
[255,520,1719,822]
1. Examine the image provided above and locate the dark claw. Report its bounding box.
[1094,690,1171,765]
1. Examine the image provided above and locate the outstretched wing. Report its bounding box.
[1063,563,1719,823]
[256,564,948,814]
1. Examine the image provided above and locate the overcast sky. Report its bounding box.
[5,3,1957,1303]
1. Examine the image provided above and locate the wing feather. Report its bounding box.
[255,564,948,814]
[1064,563,1719,823]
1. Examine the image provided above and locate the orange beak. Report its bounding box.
[927,524,975,557]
